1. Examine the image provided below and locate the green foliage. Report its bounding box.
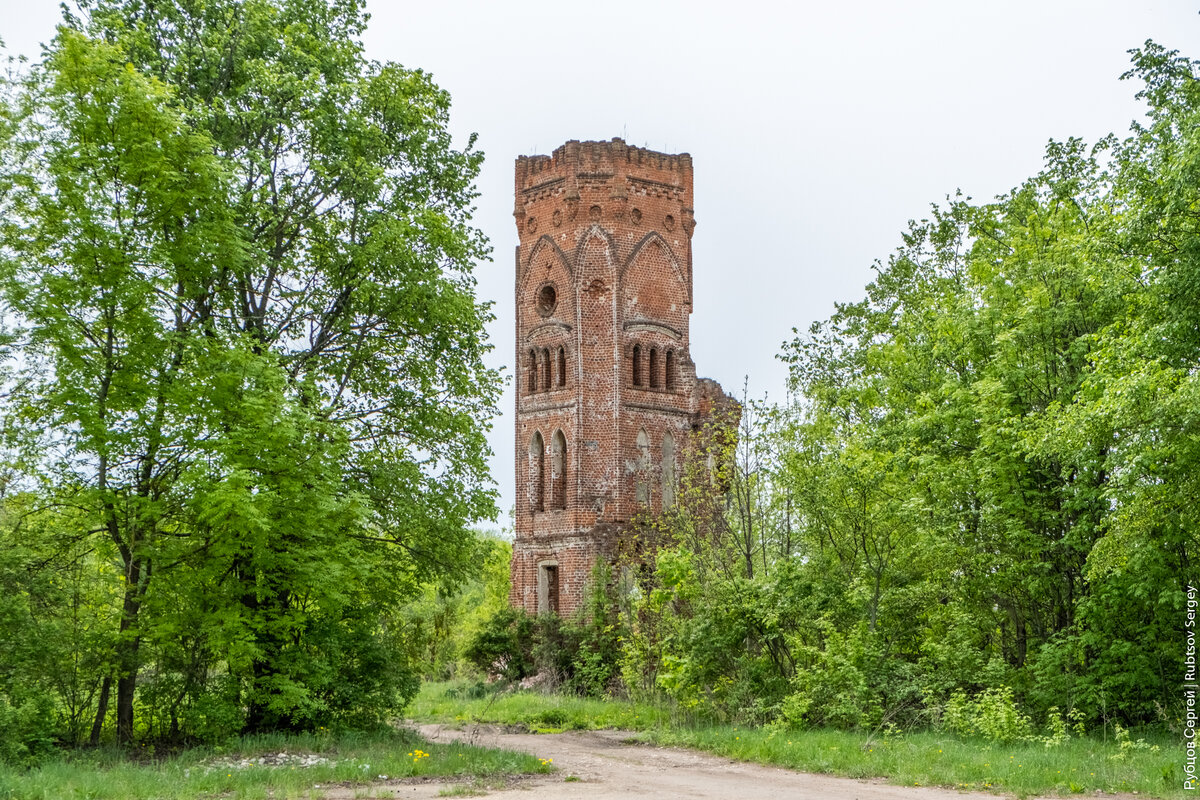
[399,535,515,680]
[462,564,627,698]
[780,622,875,730]
[942,687,1033,744]
[609,38,1197,738]
[1110,723,1160,761]
[463,607,536,683]
[0,0,498,747]
[0,694,58,767]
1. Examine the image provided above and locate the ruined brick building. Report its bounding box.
[510,138,731,616]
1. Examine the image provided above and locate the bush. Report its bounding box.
[0,694,59,766]
[942,686,1032,743]
[463,607,536,682]
[779,621,875,729]
[463,565,626,697]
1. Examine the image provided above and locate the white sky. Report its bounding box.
[3,1,1197,529]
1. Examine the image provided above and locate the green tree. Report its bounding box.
[0,0,498,743]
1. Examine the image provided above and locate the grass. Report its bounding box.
[0,727,551,800]
[411,679,678,732]
[413,680,1188,799]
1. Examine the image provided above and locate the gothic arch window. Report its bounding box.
[635,428,651,505]
[649,348,659,389]
[557,346,567,388]
[551,430,567,510]
[665,349,676,391]
[529,431,545,512]
[662,431,676,508]
[632,344,642,387]
[527,349,537,394]
[538,561,559,614]
[541,348,551,392]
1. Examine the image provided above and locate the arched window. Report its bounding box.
[665,350,675,391]
[635,429,650,505]
[649,348,659,389]
[557,346,566,388]
[529,431,545,512]
[538,562,559,615]
[551,430,567,510]
[632,344,642,387]
[662,432,676,508]
[527,349,537,394]
[541,348,551,392]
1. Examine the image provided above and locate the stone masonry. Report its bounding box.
[510,138,730,617]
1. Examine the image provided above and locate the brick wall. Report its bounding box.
[510,138,728,617]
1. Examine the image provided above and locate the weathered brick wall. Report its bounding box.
[510,138,728,617]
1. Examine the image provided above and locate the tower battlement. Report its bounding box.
[515,138,693,191]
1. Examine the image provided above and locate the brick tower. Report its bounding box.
[510,138,730,616]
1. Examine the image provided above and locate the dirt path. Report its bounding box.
[332,723,1024,800]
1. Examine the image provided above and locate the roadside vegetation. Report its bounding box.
[0,728,550,800]
[414,681,1182,799]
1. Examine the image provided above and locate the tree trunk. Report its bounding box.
[115,559,145,745]
[89,674,111,746]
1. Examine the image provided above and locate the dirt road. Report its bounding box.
[336,723,1020,800]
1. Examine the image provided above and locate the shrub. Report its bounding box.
[0,694,59,766]
[942,686,1032,743]
[463,607,535,682]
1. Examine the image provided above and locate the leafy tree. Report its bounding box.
[0,0,498,743]
[619,43,1195,729]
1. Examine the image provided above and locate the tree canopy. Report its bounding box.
[592,40,1198,732]
[0,0,498,747]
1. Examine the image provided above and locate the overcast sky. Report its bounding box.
[3,1,1197,528]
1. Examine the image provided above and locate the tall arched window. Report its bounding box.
[557,346,566,388]
[665,350,675,391]
[529,431,545,512]
[635,429,650,505]
[632,345,642,387]
[662,432,676,508]
[551,430,567,510]
[649,348,659,389]
[527,349,537,394]
[541,348,551,392]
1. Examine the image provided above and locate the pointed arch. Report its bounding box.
[635,429,651,505]
[662,431,676,508]
[520,234,573,289]
[622,231,690,326]
[573,223,618,271]
[551,430,567,510]
[529,431,545,512]
[621,230,687,286]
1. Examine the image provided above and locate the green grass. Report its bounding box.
[414,680,1188,799]
[411,679,679,732]
[0,728,550,800]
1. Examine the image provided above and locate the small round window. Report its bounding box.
[536,284,557,316]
